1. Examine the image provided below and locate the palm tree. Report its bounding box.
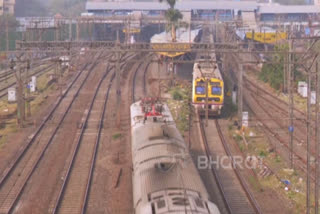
[160,0,183,42]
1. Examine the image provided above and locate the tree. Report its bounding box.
[259,44,303,91]
[160,0,183,42]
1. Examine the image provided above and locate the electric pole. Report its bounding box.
[116,31,121,128]
[158,59,161,98]
[283,50,287,94]
[69,18,73,41]
[315,61,319,214]
[238,62,243,127]
[6,18,9,52]
[76,19,80,41]
[11,60,25,126]
[289,38,294,169]
[25,59,31,117]
[197,64,209,127]
[205,77,209,127]
[306,66,311,214]
[59,59,62,96]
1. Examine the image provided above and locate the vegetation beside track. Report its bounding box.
[258,44,304,91]
[227,122,309,213]
[167,82,192,135]
[0,68,64,147]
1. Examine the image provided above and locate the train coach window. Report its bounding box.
[196,86,205,94]
[211,87,222,95]
[157,200,166,209]
[194,197,205,208]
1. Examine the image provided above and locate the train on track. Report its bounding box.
[150,28,201,58]
[192,27,224,116]
[130,98,220,214]
[236,27,287,44]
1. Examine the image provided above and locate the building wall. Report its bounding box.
[0,0,3,16]
[3,0,15,15]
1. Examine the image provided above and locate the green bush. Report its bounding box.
[258,44,305,91]
[259,150,267,157]
[171,88,183,100]
[112,133,122,140]
[259,63,283,90]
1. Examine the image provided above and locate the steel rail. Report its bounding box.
[227,53,316,180]
[0,54,102,214]
[0,63,55,98]
[142,62,152,95]
[51,66,112,214]
[132,60,147,102]
[0,60,90,186]
[198,119,233,214]
[81,67,114,214]
[245,85,316,181]
[0,60,50,82]
[215,119,263,214]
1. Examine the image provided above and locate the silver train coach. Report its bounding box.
[130,98,220,214]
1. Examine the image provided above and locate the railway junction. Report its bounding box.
[1,0,320,214]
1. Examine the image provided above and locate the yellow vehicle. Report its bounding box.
[246,31,287,44]
[192,60,224,116]
[151,43,191,58]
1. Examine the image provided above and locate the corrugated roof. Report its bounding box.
[259,5,320,14]
[87,1,168,11]
[86,1,258,11]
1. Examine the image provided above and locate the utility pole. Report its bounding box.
[76,19,80,41]
[25,59,31,117]
[238,62,243,127]
[197,64,209,127]
[288,38,294,169]
[89,20,93,41]
[158,59,161,98]
[55,22,59,41]
[307,66,312,214]
[6,18,9,52]
[11,60,25,126]
[59,59,62,96]
[69,18,73,41]
[315,61,319,214]
[283,50,287,94]
[116,31,121,128]
[205,77,209,127]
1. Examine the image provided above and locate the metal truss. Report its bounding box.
[15,41,313,55]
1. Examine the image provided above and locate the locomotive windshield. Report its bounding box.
[211,86,222,95]
[196,86,205,94]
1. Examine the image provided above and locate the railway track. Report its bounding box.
[0,57,53,81]
[0,63,55,99]
[199,118,262,214]
[45,52,137,214]
[132,56,152,102]
[244,81,317,180]
[0,53,101,214]
[51,66,114,214]
[226,53,316,180]
[0,51,136,213]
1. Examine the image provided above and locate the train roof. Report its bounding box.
[193,61,222,80]
[130,100,220,214]
[259,5,320,14]
[86,1,258,12]
[151,28,200,43]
